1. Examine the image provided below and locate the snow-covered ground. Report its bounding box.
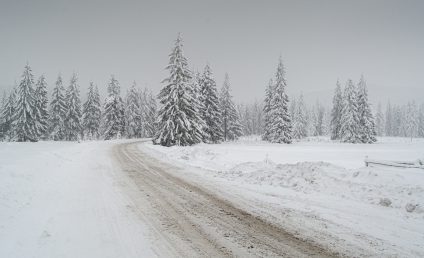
[0,141,158,258]
[1,137,423,257]
[142,136,424,257]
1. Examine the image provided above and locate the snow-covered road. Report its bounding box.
[113,141,337,257]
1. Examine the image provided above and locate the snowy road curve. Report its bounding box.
[113,141,340,257]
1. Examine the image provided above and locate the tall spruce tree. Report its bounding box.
[357,76,377,143]
[385,101,393,136]
[103,76,125,140]
[268,57,292,143]
[418,103,424,138]
[82,82,102,140]
[340,79,361,143]
[0,91,6,140]
[199,64,223,143]
[1,88,17,140]
[292,93,308,139]
[262,79,274,141]
[311,101,326,136]
[144,90,158,137]
[64,73,82,141]
[154,34,204,146]
[188,73,206,141]
[330,80,343,140]
[49,75,67,140]
[138,88,151,137]
[34,75,49,139]
[375,103,385,136]
[392,105,402,136]
[125,82,142,138]
[219,73,242,141]
[405,101,418,140]
[289,96,297,122]
[13,64,38,142]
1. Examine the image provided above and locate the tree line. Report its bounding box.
[1,34,423,145]
[0,65,157,141]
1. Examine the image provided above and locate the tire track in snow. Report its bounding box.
[113,141,341,257]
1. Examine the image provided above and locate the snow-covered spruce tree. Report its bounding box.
[236,103,249,135]
[340,79,361,143]
[292,93,308,139]
[330,80,343,140]
[0,91,6,140]
[405,101,418,140]
[357,76,377,143]
[64,73,82,141]
[1,88,17,140]
[34,75,49,139]
[392,105,402,137]
[135,88,146,137]
[144,90,158,137]
[0,91,5,111]
[154,34,204,146]
[219,73,242,141]
[324,108,332,136]
[199,64,223,143]
[419,103,424,138]
[82,82,102,140]
[49,75,67,140]
[125,82,142,138]
[135,87,158,138]
[375,102,385,136]
[289,96,297,122]
[103,76,125,140]
[268,57,292,143]
[188,73,206,140]
[12,64,38,142]
[385,101,393,136]
[311,101,326,136]
[262,79,274,141]
[251,100,264,135]
[239,101,264,137]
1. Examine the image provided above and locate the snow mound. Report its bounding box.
[216,160,424,212]
[140,138,424,257]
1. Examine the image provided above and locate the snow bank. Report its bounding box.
[141,136,424,257]
[0,141,157,258]
[145,136,424,170]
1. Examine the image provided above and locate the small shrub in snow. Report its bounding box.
[379,198,392,207]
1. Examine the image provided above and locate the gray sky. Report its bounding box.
[0,0,423,105]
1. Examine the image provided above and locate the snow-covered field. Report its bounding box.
[142,136,424,257]
[1,137,423,257]
[0,141,158,258]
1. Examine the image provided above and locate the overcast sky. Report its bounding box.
[0,0,423,105]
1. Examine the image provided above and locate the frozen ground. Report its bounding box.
[142,136,424,257]
[1,137,423,257]
[0,141,161,258]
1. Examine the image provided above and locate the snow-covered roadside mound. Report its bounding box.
[141,138,424,257]
[0,141,157,258]
[220,161,424,213]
